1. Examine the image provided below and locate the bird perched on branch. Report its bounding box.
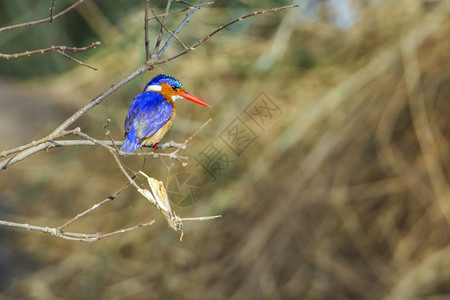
[121,74,211,154]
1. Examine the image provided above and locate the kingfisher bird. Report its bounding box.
[120,74,211,154]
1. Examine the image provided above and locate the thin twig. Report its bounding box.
[157,0,206,57]
[162,1,173,39]
[171,118,212,158]
[145,0,151,62]
[181,214,222,221]
[153,0,173,57]
[103,119,124,155]
[55,49,98,70]
[123,152,188,166]
[102,123,185,208]
[151,8,190,50]
[0,117,209,171]
[50,64,149,137]
[157,140,187,150]
[0,219,96,241]
[0,1,293,242]
[0,128,82,170]
[148,2,212,20]
[1,4,294,161]
[0,42,101,59]
[58,182,131,230]
[1,142,53,170]
[0,4,296,171]
[99,221,155,239]
[111,148,141,190]
[0,135,187,170]
[72,128,116,152]
[156,4,299,64]
[0,0,86,33]
[0,2,165,166]
[2,1,271,168]
[176,0,195,6]
[1,129,77,157]
[0,219,155,242]
[1,139,182,158]
[104,116,188,164]
[49,0,57,22]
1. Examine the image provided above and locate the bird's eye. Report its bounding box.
[172,85,179,91]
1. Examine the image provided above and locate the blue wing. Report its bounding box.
[124,92,146,136]
[133,92,173,140]
[121,91,173,153]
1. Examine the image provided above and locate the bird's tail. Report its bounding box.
[121,127,141,154]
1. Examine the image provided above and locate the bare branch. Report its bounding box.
[0,0,288,241]
[156,4,299,64]
[1,142,52,170]
[148,2,212,20]
[98,221,155,239]
[181,215,222,221]
[0,0,86,33]
[151,8,190,51]
[170,118,212,159]
[1,139,184,150]
[59,139,181,149]
[0,219,155,242]
[1,129,76,157]
[0,0,216,168]
[153,0,173,57]
[156,140,187,150]
[58,182,131,230]
[55,49,98,70]
[51,64,149,137]
[0,42,101,60]
[157,0,206,57]
[145,0,151,62]
[0,107,209,171]
[0,135,187,170]
[178,213,222,241]
[176,0,195,6]
[49,0,57,22]
[0,2,99,70]
[104,119,217,235]
[0,128,82,170]
[111,148,141,191]
[0,4,294,172]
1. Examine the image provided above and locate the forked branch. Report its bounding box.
[0,1,298,241]
[0,0,86,33]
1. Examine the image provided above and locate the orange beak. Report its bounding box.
[178,91,212,108]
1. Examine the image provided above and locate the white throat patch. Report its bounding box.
[145,85,162,92]
[171,94,184,101]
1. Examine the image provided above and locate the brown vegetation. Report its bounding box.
[1,1,450,299]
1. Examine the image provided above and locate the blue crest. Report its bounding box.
[143,74,183,92]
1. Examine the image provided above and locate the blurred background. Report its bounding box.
[1,0,450,299]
